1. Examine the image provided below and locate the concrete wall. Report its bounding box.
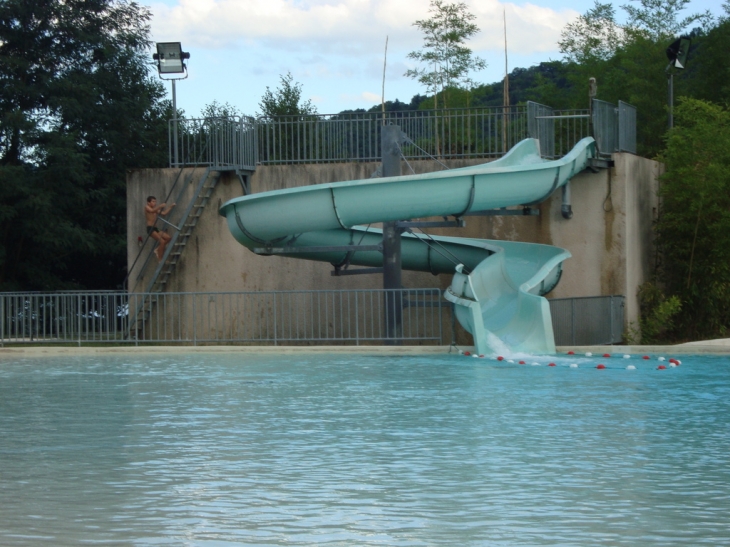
[127,153,660,336]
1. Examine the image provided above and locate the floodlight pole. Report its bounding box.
[172,79,179,166]
[153,42,189,168]
[665,36,690,131]
[667,69,674,130]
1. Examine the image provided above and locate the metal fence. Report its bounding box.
[168,100,636,169]
[170,100,636,169]
[256,106,532,164]
[1,291,624,348]
[549,295,625,346]
[170,116,257,170]
[527,102,594,159]
[0,289,445,346]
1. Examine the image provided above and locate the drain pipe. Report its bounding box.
[561,182,573,219]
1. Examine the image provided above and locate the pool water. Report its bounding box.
[1,352,729,546]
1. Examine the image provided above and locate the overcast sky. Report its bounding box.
[147,0,724,118]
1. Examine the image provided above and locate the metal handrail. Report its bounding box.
[168,102,636,169]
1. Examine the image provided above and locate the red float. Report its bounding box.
[519,360,526,365]
[658,365,667,370]
[497,356,504,361]
[548,363,556,367]
[464,351,471,356]
[596,364,606,369]
[603,353,611,358]
[567,351,575,355]
[642,355,650,360]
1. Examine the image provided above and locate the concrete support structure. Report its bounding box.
[128,153,660,340]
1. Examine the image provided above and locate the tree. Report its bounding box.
[200,100,242,119]
[405,0,486,110]
[0,0,169,290]
[257,72,317,118]
[557,0,716,157]
[622,0,713,40]
[256,72,318,163]
[559,1,625,64]
[656,98,730,340]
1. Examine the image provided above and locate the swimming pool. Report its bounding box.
[1,351,729,546]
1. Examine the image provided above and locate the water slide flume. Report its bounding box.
[219,137,597,354]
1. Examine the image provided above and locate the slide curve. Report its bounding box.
[219,137,597,354]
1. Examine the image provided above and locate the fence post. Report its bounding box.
[273,292,278,346]
[571,298,576,346]
[193,293,197,346]
[77,293,82,347]
[355,293,360,346]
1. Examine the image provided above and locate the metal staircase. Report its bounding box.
[128,167,221,338]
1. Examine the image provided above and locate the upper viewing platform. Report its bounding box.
[165,99,636,172]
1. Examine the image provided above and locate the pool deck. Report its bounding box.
[1,340,730,356]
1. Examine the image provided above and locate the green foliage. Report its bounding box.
[559,1,626,64]
[627,282,682,343]
[622,0,713,40]
[0,0,169,290]
[555,0,719,157]
[257,72,317,118]
[656,98,730,340]
[690,18,730,104]
[200,100,242,119]
[405,0,486,109]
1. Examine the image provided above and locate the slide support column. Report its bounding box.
[382,125,403,344]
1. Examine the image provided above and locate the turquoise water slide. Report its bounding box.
[219,137,597,354]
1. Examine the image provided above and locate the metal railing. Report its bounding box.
[527,102,594,159]
[0,289,445,346]
[255,106,531,164]
[1,291,624,348]
[168,100,636,169]
[549,295,625,346]
[170,116,256,170]
[618,101,637,153]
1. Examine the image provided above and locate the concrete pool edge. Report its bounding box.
[2,340,730,356]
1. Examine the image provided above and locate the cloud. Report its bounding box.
[360,91,382,103]
[150,0,579,58]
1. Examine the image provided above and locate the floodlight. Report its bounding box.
[153,42,190,75]
[153,42,190,166]
[666,36,690,70]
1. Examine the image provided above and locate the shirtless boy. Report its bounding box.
[145,196,176,261]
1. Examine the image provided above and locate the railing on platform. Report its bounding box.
[168,100,636,169]
[169,100,635,169]
[170,116,256,170]
[1,291,625,348]
[255,106,530,164]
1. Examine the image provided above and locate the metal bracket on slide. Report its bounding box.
[466,207,539,216]
[331,266,384,276]
[253,244,382,255]
[396,218,466,228]
[587,158,614,172]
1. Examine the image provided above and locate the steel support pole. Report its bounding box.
[172,79,179,166]
[667,71,673,130]
[381,125,403,344]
